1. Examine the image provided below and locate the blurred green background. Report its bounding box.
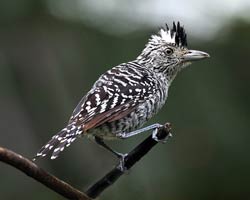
[0,0,250,199]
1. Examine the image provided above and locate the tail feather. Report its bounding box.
[33,124,82,161]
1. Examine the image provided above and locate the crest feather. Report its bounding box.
[150,22,187,47]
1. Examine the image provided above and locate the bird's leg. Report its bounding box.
[119,123,172,143]
[94,123,168,171]
[94,136,123,157]
[94,136,128,171]
[117,123,163,139]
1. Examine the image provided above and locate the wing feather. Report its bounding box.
[69,65,155,132]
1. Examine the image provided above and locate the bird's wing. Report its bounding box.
[81,99,138,131]
[69,66,155,132]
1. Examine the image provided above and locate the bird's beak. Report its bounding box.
[182,50,210,61]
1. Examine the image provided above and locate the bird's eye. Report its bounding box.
[165,48,173,55]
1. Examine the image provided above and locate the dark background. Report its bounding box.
[0,1,250,199]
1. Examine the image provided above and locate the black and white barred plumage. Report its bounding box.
[34,22,209,160]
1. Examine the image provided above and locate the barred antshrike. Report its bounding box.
[34,22,209,170]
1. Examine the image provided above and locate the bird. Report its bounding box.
[33,22,209,170]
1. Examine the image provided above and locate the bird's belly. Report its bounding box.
[87,97,167,140]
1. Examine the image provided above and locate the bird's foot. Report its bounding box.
[152,122,172,143]
[116,152,128,172]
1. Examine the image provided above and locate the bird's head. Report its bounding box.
[137,22,210,82]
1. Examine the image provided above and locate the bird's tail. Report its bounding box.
[33,124,82,161]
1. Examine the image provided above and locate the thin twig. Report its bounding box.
[86,122,172,198]
[0,147,90,200]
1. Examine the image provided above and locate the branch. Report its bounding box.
[0,147,90,200]
[86,122,172,198]
[0,122,171,199]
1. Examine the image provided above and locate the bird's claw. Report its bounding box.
[116,153,128,172]
[152,123,172,143]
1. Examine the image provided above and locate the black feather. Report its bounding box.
[163,21,187,47]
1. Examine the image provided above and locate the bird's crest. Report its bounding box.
[149,22,187,47]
